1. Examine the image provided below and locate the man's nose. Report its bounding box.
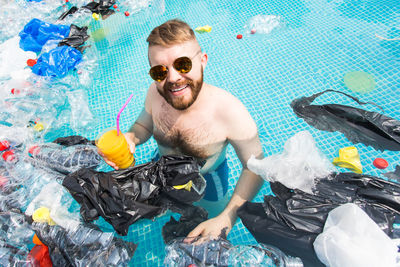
[166,67,183,83]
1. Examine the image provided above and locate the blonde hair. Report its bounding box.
[147,19,196,47]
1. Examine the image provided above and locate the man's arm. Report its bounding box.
[187,95,264,239]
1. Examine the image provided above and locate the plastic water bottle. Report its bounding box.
[28,142,102,174]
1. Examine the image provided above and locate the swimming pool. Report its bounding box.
[2,0,400,265]
[82,0,400,265]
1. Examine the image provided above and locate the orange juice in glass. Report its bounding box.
[96,128,135,169]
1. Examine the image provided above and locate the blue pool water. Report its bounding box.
[2,0,399,266]
[81,0,400,265]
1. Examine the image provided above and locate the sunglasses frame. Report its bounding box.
[149,50,202,82]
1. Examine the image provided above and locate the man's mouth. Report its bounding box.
[169,84,189,95]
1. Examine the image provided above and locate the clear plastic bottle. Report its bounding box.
[164,237,303,267]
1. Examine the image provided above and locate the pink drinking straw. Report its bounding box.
[116,93,134,135]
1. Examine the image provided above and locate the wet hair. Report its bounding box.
[146,19,197,47]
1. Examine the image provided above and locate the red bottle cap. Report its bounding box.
[373,158,388,169]
[113,4,118,8]
[2,150,15,162]
[0,140,10,151]
[11,88,21,95]
[236,34,243,39]
[124,11,130,16]
[27,59,37,67]
[28,145,40,156]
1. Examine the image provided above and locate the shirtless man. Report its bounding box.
[104,19,264,239]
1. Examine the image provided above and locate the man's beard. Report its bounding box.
[157,67,204,110]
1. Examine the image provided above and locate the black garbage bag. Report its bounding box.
[58,24,90,52]
[162,204,208,244]
[82,0,115,17]
[33,223,137,267]
[58,6,79,20]
[237,172,400,267]
[63,155,206,235]
[291,89,400,151]
[384,165,400,182]
[52,135,94,146]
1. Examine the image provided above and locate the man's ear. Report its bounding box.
[201,52,208,69]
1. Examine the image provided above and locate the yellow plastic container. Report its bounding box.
[96,129,135,169]
[332,146,363,174]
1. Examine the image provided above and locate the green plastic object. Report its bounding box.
[343,71,376,94]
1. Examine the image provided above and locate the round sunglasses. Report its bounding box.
[149,50,202,82]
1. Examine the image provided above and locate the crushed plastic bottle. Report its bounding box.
[164,237,303,267]
[28,142,101,174]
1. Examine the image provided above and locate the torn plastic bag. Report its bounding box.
[19,18,70,53]
[58,6,79,21]
[313,203,399,267]
[247,131,335,193]
[82,0,116,17]
[32,46,82,78]
[164,237,303,267]
[291,89,400,151]
[237,172,400,266]
[28,136,101,174]
[33,223,137,267]
[63,155,206,235]
[58,24,90,53]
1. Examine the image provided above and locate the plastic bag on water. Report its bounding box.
[0,37,36,79]
[313,203,399,267]
[244,14,285,35]
[247,131,335,193]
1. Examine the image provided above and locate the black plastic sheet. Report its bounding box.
[237,172,400,266]
[291,89,400,151]
[63,155,205,235]
[162,205,208,244]
[82,0,116,17]
[58,24,90,52]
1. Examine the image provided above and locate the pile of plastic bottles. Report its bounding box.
[0,1,139,265]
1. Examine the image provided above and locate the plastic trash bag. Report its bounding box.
[19,18,70,53]
[247,131,335,193]
[0,36,36,79]
[244,14,285,35]
[28,136,101,174]
[291,89,400,151]
[63,155,206,235]
[164,237,303,267]
[237,172,400,266]
[33,222,137,267]
[32,46,82,78]
[162,205,208,244]
[82,0,115,17]
[313,203,399,267]
[58,24,89,52]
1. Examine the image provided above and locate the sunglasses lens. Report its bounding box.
[149,65,168,82]
[173,57,192,73]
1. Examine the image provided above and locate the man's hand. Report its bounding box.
[186,213,234,240]
[97,132,137,170]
